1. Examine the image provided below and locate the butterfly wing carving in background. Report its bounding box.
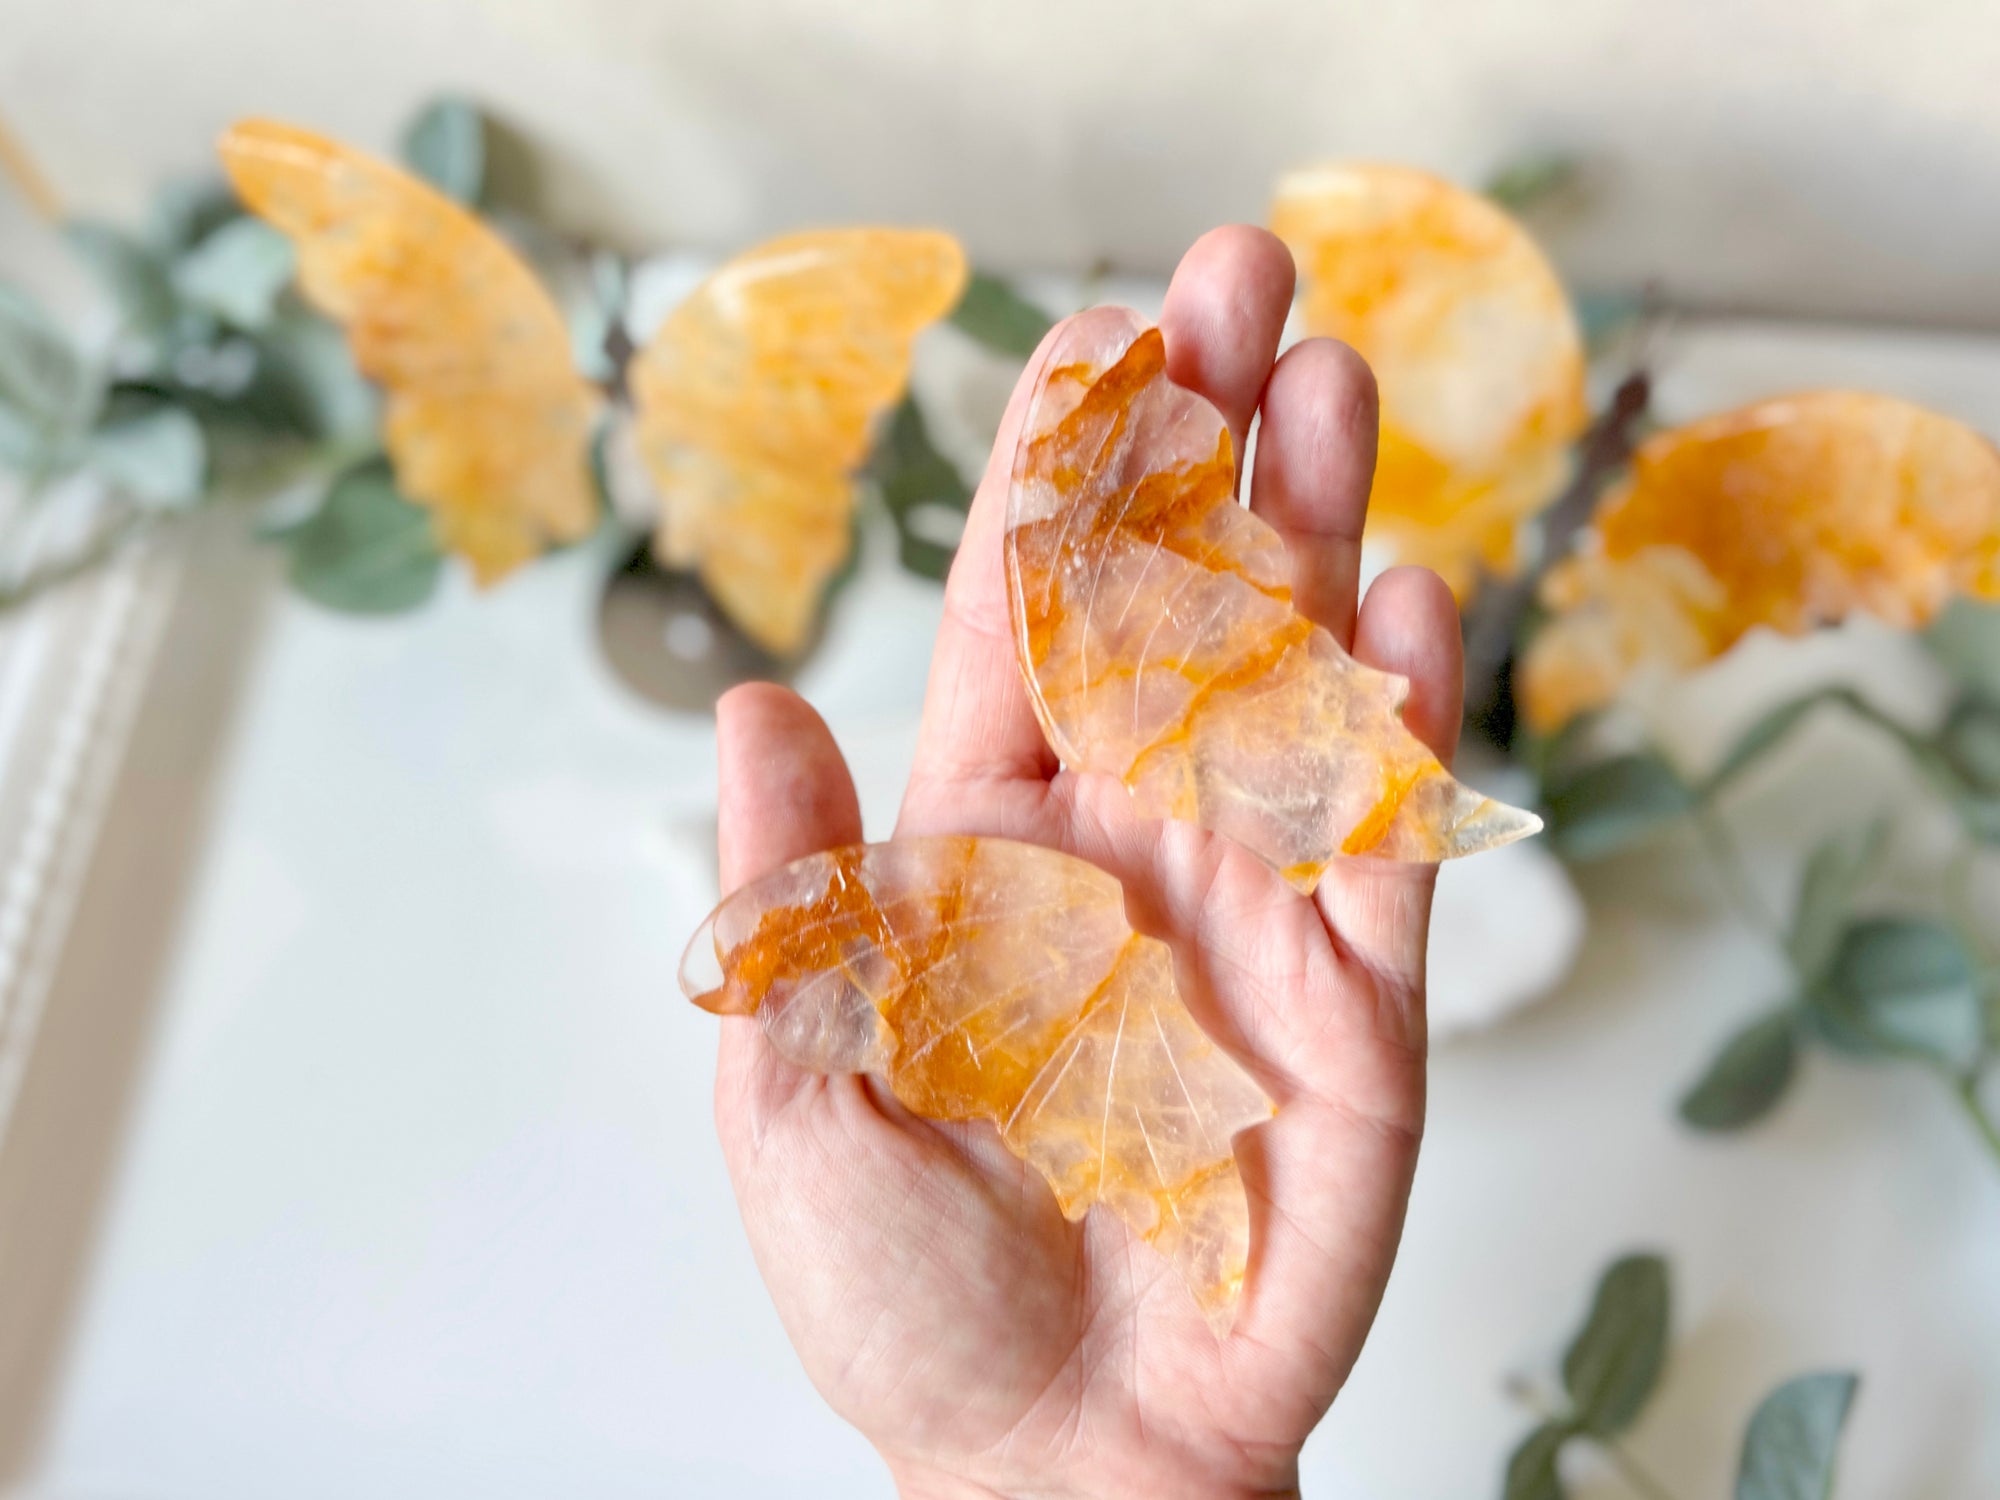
[1270,162,1587,597]
[630,230,968,655]
[1520,391,2000,731]
[1005,307,1541,892]
[680,835,1273,1323]
[220,119,601,582]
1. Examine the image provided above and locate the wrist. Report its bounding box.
[885,1457,1011,1500]
[885,1453,1302,1500]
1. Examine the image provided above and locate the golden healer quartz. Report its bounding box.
[681,836,1275,1324]
[219,119,601,582]
[1004,308,1541,891]
[632,229,968,654]
[1270,162,1588,596]
[222,120,967,652]
[1521,391,2000,732]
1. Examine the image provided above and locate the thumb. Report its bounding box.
[711,683,864,1147]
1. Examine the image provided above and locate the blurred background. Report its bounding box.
[2,3,1998,1497]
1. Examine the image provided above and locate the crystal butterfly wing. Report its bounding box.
[1005,307,1541,891]
[630,229,968,655]
[1520,391,2000,730]
[681,836,1273,1323]
[220,119,601,582]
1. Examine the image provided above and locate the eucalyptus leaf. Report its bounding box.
[1814,918,1984,1071]
[1680,1008,1799,1131]
[1786,821,1885,984]
[248,312,377,443]
[1544,751,1695,860]
[1736,1372,1858,1500]
[1925,598,2000,703]
[1485,154,1583,215]
[401,96,487,206]
[1941,699,2000,785]
[1502,1419,1572,1500]
[1561,1253,1670,1436]
[65,221,184,364]
[1932,699,2000,839]
[1909,737,2000,847]
[950,271,1055,357]
[286,457,442,614]
[84,401,207,508]
[871,394,971,580]
[148,177,244,257]
[0,281,96,474]
[1575,291,1645,355]
[173,218,296,331]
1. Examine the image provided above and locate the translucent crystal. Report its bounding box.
[223,119,968,649]
[632,230,968,653]
[682,836,1274,1324]
[1270,162,1587,596]
[220,119,600,582]
[1521,391,2000,731]
[1005,307,1541,891]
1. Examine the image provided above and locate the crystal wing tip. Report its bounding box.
[1443,797,1545,859]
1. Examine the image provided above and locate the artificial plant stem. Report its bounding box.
[1692,803,1785,945]
[0,106,61,223]
[1599,1437,1682,1500]
[1461,369,1654,729]
[1953,1073,2000,1171]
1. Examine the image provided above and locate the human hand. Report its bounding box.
[710,226,1462,1500]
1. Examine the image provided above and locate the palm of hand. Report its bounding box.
[709,228,1465,1500]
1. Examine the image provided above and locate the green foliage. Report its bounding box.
[1497,1253,1669,1497]
[401,96,488,206]
[1703,690,1857,799]
[284,456,442,614]
[83,396,207,508]
[1925,597,2000,704]
[950,271,1055,357]
[65,221,187,369]
[1678,820,1893,1132]
[1811,918,1984,1070]
[1679,802,2000,1156]
[1574,291,1646,356]
[242,311,377,444]
[871,395,972,580]
[1785,821,1884,983]
[1561,1253,1670,1436]
[1736,1373,1859,1500]
[1502,1420,1573,1500]
[0,167,393,615]
[147,177,244,258]
[0,281,96,477]
[1543,750,1696,859]
[1679,1008,1799,1131]
[1484,154,1584,216]
[1920,699,2000,844]
[1503,1257,1860,1500]
[172,218,297,331]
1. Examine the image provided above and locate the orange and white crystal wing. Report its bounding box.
[631,229,968,655]
[1519,391,2000,731]
[680,835,1273,1324]
[1269,163,1587,595]
[1005,307,1541,890]
[219,119,600,582]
